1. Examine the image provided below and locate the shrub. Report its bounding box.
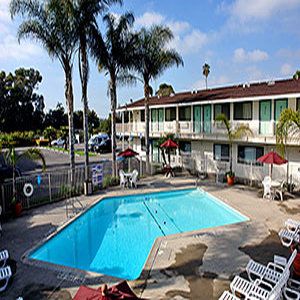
[102,175,119,189]
[0,131,37,147]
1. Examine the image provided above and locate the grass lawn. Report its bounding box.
[45,146,97,157]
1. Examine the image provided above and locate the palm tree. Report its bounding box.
[11,0,77,182]
[3,146,46,203]
[91,13,136,177]
[276,108,300,156]
[72,0,121,185]
[134,26,183,174]
[293,70,300,80]
[203,63,210,90]
[215,113,253,176]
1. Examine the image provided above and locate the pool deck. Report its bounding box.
[1,175,298,299]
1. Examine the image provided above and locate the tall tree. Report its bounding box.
[11,0,78,181]
[134,26,183,174]
[156,83,175,97]
[44,103,68,129]
[72,0,121,184]
[203,63,210,90]
[0,68,45,132]
[92,12,136,176]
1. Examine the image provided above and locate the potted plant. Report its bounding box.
[11,194,22,217]
[226,171,235,186]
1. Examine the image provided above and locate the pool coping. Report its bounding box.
[21,186,251,285]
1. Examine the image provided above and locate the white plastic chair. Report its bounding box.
[130,169,138,188]
[274,181,285,201]
[262,176,272,199]
[218,291,240,300]
[279,228,300,247]
[0,250,9,268]
[0,266,12,292]
[246,250,297,285]
[230,267,289,300]
[285,219,300,233]
[119,170,127,188]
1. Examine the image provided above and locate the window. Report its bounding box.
[237,146,264,165]
[214,103,230,120]
[234,102,252,120]
[213,144,229,162]
[165,107,176,121]
[179,106,191,121]
[140,110,145,122]
[179,141,191,153]
[274,99,288,121]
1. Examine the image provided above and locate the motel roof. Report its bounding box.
[119,78,300,110]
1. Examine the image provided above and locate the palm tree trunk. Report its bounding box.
[144,81,150,174]
[110,75,117,177]
[230,143,233,173]
[205,76,208,90]
[64,62,75,186]
[79,46,90,183]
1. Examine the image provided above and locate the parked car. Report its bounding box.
[51,138,65,147]
[94,138,112,153]
[88,134,109,152]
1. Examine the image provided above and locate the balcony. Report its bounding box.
[116,120,290,145]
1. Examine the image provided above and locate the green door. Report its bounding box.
[203,105,211,133]
[151,109,157,131]
[274,99,288,121]
[259,100,271,135]
[193,105,201,133]
[158,108,164,131]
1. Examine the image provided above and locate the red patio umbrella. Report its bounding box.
[118,148,139,172]
[160,138,178,149]
[118,148,139,158]
[160,139,178,177]
[257,151,288,178]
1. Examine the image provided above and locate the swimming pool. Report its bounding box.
[29,188,248,280]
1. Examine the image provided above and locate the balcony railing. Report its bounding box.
[116,120,277,140]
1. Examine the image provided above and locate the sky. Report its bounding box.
[1,0,300,118]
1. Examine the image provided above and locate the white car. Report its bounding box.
[51,138,65,147]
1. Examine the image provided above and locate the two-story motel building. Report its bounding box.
[116,78,300,184]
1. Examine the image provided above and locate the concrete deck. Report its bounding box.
[1,175,298,299]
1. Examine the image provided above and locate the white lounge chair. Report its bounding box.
[285,219,300,233]
[219,291,241,300]
[230,268,289,300]
[279,228,300,247]
[130,169,138,188]
[119,170,127,188]
[274,181,285,201]
[246,249,297,285]
[0,266,12,292]
[0,250,9,268]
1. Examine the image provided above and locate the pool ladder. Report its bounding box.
[66,197,84,219]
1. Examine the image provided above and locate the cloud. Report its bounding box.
[227,0,300,21]
[233,48,269,63]
[0,35,42,60]
[136,11,208,56]
[192,75,230,90]
[280,63,293,76]
[0,0,10,23]
[245,66,264,81]
[135,12,165,27]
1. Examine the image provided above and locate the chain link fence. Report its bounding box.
[0,161,111,215]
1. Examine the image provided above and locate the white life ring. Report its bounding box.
[23,183,34,197]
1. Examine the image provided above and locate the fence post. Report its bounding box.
[48,173,52,202]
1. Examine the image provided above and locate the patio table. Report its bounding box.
[123,172,133,187]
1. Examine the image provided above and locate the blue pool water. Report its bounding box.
[30,188,248,280]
